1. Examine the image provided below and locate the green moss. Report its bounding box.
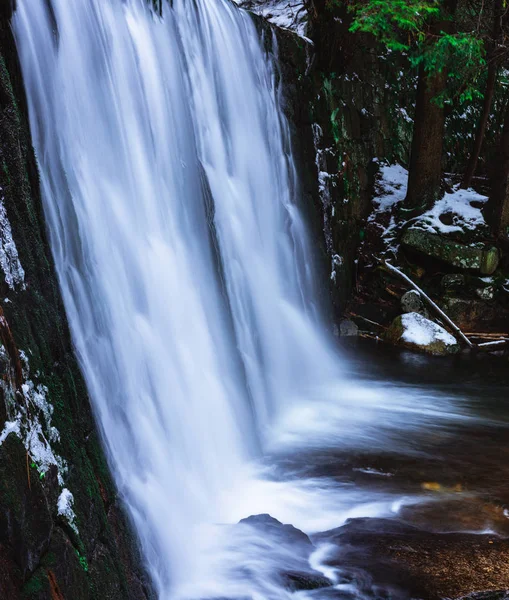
[76,550,89,573]
[22,569,49,597]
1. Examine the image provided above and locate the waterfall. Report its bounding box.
[14,0,340,596]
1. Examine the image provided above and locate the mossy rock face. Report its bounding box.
[0,12,151,600]
[402,229,500,275]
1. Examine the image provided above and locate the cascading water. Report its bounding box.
[14,0,343,596]
[12,0,494,597]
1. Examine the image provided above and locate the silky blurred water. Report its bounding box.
[13,1,508,598]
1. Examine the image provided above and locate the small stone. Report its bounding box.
[475,286,495,301]
[339,319,358,337]
[401,290,427,316]
[441,274,465,291]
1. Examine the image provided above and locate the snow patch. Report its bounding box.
[312,123,336,254]
[57,488,79,534]
[0,347,68,486]
[401,312,457,347]
[1,344,78,533]
[234,0,309,37]
[371,164,408,215]
[412,187,488,235]
[368,164,408,254]
[0,191,25,291]
[0,420,20,445]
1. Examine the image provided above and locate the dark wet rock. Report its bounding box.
[457,592,509,600]
[281,569,332,591]
[239,514,313,550]
[239,515,332,592]
[0,544,22,600]
[313,517,509,600]
[0,435,53,580]
[402,229,500,275]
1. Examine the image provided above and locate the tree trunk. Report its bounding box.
[461,0,503,189]
[461,62,497,189]
[488,100,509,243]
[404,64,448,212]
[404,0,459,213]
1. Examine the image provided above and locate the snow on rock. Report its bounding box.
[1,344,79,533]
[0,191,25,291]
[371,164,408,215]
[412,187,488,235]
[368,165,490,261]
[234,0,309,37]
[368,164,408,254]
[0,346,68,486]
[401,312,457,348]
[312,123,335,254]
[57,488,79,534]
[0,420,20,445]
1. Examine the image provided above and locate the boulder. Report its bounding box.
[402,229,499,275]
[476,286,496,301]
[385,312,460,356]
[339,319,359,337]
[238,514,313,551]
[440,297,504,332]
[238,515,332,593]
[400,290,428,316]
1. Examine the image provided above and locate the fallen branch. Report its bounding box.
[359,332,380,341]
[379,259,474,348]
[464,332,509,338]
[346,312,387,330]
[476,339,509,350]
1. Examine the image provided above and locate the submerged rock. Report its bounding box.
[239,514,313,550]
[238,515,332,592]
[402,228,499,275]
[457,592,509,600]
[385,312,460,356]
[280,570,332,592]
[313,517,509,600]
